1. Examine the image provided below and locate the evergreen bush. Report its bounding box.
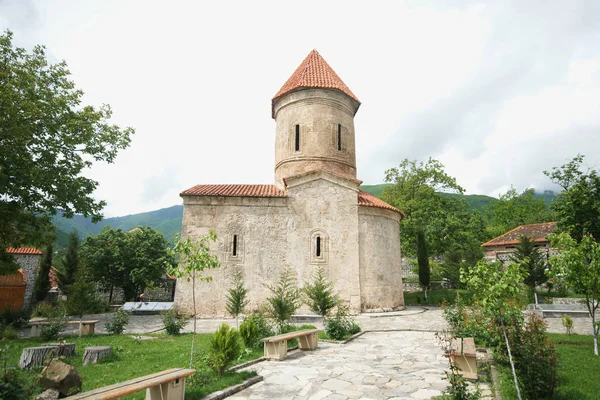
[105,309,130,334]
[303,266,339,317]
[265,268,301,333]
[161,309,189,335]
[208,323,241,376]
[40,318,66,341]
[239,315,259,348]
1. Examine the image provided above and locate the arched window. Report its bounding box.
[295,124,300,152]
[337,124,342,151]
[310,230,328,264]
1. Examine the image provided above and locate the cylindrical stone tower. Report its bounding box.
[272,50,361,187]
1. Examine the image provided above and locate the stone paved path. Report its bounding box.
[232,331,449,400]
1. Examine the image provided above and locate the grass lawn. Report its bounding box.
[403,289,472,306]
[498,333,600,399]
[3,333,261,399]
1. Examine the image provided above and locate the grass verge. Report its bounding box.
[403,289,472,306]
[497,333,600,400]
[3,333,262,399]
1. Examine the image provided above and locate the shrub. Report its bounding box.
[0,308,30,329]
[208,323,241,376]
[561,314,574,334]
[265,268,301,333]
[442,300,491,345]
[0,325,18,340]
[513,313,557,399]
[40,318,66,341]
[239,316,259,349]
[161,309,188,335]
[31,301,66,319]
[303,266,339,317]
[105,309,130,335]
[439,360,481,400]
[325,308,361,340]
[1,346,35,400]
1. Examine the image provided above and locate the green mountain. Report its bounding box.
[359,184,497,212]
[52,205,183,245]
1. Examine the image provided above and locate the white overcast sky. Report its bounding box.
[1,0,599,217]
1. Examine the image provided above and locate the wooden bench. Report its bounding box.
[30,320,100,337]
[261,329,321,361]
[449,337,477,380]
[66,320,100,335]
[64,368,195,400]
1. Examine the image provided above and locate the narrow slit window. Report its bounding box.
[337,124,342,151]
[295,124,300,151]
[316,236,321,257]
[232,235,238,256]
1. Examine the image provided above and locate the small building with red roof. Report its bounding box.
[482,222,558,262]
[1,248,43,310]
[176,50,405,316]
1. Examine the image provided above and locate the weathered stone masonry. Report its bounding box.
[175,50,405,316]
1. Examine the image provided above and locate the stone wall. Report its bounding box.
[273,88,359,187]
[13,254,41,310]
[175,173,403,316]
[358,206,404,310]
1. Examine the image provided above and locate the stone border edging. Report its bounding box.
[229,357,265,372]
[202,375,264,400]
[368,307,429,318]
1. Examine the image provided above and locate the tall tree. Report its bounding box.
[544,154,600,242]
[34,245,53,302]
[549,233,600,355]
[486,187,554,238]
[511,235,548,293]
[168,231,220,368]
[78,226,125,303]
[416,229,430,300]
[58,231,79,290]
[0,30,133,274]
[382,158,466,258]
[79,226,174,302]
[65,270,98,337]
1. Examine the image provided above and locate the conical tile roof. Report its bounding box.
[273,49,360,104]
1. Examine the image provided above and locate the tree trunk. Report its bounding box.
[83,346,112,365]
[79,316,83,338]
[41,343,75,357]
[19,346,56,370]
[502,319,522,400]
[190,271,196,369]
[109,285,113,304]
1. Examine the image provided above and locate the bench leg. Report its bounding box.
[298,333,318,350]
[81,324,95,335]
[264,340,288,361]
[31,325,41,337]
[451,354,478,381]
[146,378,187,400]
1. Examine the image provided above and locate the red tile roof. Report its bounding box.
[358,190,404,218]
[180,184,287,198]
[273,50,360,110]
[482,222,557,247]
[5,248,42,255]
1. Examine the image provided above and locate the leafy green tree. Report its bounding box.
[416,229,430,300]
[0,30,133,274]
[78,226,126,303]
[549,233,600,355]
[123,227,174,300]
[225,267,249,329]
[167,231,220,368]
[34,245,53,302]
[511,235,548,294]
[383,158,466,258]
[79,226,174,302]
[486,187,554,238]
[58,231,79,290]
[303,266,339,318]
[265,268,301,333]
[544,154,600,242]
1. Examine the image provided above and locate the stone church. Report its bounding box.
[174,50,404,316]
